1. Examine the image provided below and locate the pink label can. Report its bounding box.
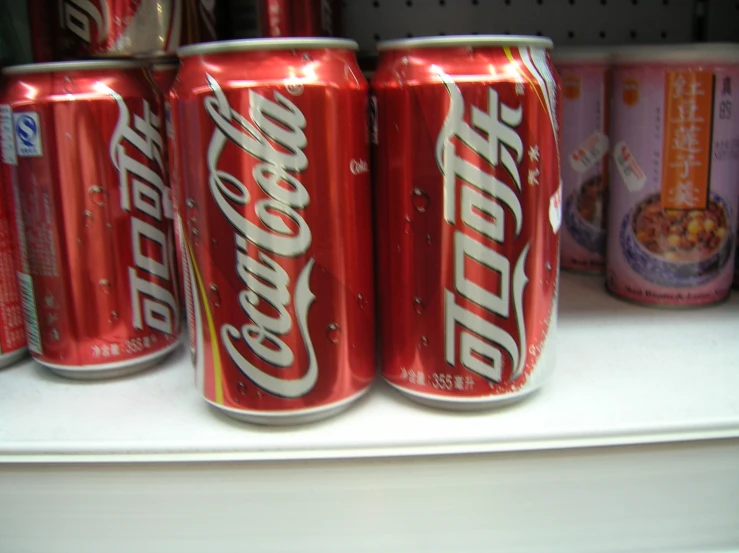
[607,44,739,307]
[555,48,611,273]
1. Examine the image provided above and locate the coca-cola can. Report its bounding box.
[225,0,339,39]
[0,60,181,379]
[58,0,217,58]
[260,0,291,37]
[373,36,562,409]
[150,56,180,94]
[0,151,27,369]
[289,0,341,38]
[26,0,58,62]
[171,38,375,424]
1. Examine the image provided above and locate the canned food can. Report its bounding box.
[0,152,27,369]
[554,47,611,274]
[0,60,181,378]
[607,44,739,307]
[58,0,217,58]
[373,36,561,410]
[171,38,375,424]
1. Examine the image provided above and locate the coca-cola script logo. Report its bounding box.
[104,85,178,336]
[436,73,529,384]
[60,0,110,43]
[203,74,318,399]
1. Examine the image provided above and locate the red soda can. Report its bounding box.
[372,36,562,409]
[1,60,181,379]
[171,38,374,424]
[146,55,186,315]
[150,56,180,94]
[261,0,291,37]
[290,0,341,37]
[0,149,27,368]
[58,0,217,58]
[26,0,58,62]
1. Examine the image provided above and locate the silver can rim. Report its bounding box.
[377,35,553,52]
[152,61,180,72]
[2,59,147,76]
[178,38,359,58]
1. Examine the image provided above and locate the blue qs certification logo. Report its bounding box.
[13,112,43,157]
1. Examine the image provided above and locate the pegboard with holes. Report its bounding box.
[343,0,739,55]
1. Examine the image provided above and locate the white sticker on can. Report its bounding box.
[569,130,609,174]
[13,112,43,157]
[0,104,17,165]
[549,180,563,234]
[613,141,646,192]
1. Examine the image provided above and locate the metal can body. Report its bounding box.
[171,38,375,424]
[58,0,216,58]
[373,37,561,409]
[26,0,58,62]
[151,59,180,94]
[607,45,739,307]
[554,49,611,274]
[150,57,185,314]
[261,0,291,37]
[289,0,341,37]
[0,162,27,369]
[0,61,181,378]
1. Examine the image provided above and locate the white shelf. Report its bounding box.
[1,272,738,464]
[2,273,739,553]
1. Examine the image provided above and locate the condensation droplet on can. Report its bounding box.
[191,228,201,247]
[83,210,93,228]
[109,311,118,324]
[546,262,553,271]
[404,217,413,235]
[211,238,218,246]
[326,323,341,344]
[209,284,221,307]
[413,297,424,314]
[419,336,429,349]
[302,53,312,62]
[426,233,432,244]
[411,188,430,212]
[237,381,247,395]
[89,186,106,206]
[357,293,369,310]
[99,279,111,294]
[186,198,198,223]
[106,223,113,230]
